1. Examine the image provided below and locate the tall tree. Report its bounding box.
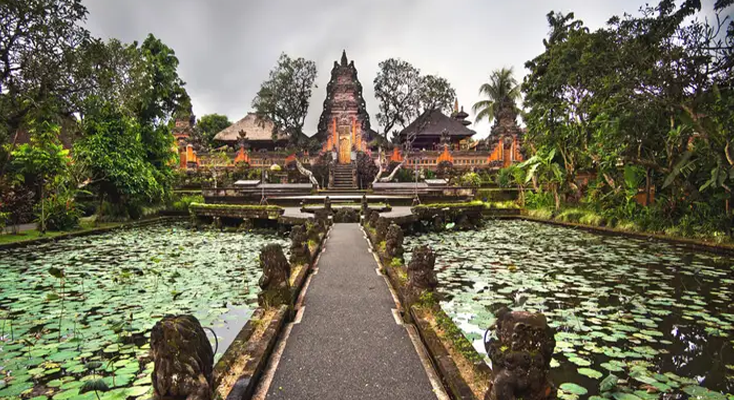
[75,99,163,219]
[418,75,457,114]
[373,58,422,138]
[196,114,232,147]
[0,0,91,142]
[252,53,317,144]
[471,67,521,126]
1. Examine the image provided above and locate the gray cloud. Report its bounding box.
[82,0,706,138]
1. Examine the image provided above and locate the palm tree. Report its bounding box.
[471,67,521,125]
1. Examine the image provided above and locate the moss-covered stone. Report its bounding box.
[257,244,291,308]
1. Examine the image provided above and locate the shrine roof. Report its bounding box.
[213,113,288,143]
[398,109,476,139]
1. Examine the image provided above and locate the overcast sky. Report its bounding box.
[82,0,717,139]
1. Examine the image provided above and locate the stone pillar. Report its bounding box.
[257,244,291,308]
[375,217,390,243]
[289,225,310,266]
[362,209,373,226]
[212,216,222,230]
[324,196,332,213]
[361,195,368,215]
[484,307,556,400]
[151,315,214,400]
[385,223,404,260]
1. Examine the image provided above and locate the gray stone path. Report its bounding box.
[262,223,440,400]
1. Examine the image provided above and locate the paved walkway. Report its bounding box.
[2,223,35,234]
[260,224,441,400]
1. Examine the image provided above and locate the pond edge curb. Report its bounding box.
[363,221,486,400]
[212,222,330,400]
[514,215,734,256]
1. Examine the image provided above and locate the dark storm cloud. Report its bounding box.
[82,0,682,137]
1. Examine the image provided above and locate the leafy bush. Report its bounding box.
[37,192,81,231]
[556,208,586,223]
[527,208,553,219]
[457,172,481,187]
[171,194,204,212]
[525,191,554,209]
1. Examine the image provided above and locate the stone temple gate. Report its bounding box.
[314,50,378,164]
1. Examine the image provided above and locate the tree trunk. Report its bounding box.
[645,168,651,206]
[40,183,46,234]
[553,185,560,210]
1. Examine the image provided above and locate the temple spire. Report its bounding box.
[341,50,348,66]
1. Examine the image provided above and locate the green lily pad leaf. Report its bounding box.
[79,378,110,394]
[612,393,643,400]
[560,383,588,395]
[578,368,603,379]
[600,374,620,392]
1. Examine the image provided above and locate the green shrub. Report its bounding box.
[578,211,604,226]
[457,172,481,187]
[37,193,81,231]
[527,208,553,220]
[171,194,204,212]
[556,208,585,223]
[525,191,554,209]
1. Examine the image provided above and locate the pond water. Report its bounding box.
[0,223,287,400]
[405,219,734,399]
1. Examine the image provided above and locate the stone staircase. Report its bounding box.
[330,164,357,190]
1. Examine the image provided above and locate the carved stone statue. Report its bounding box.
[289,225,310,266]
[257,244,291,308]
[368,210,380,228]
[407,245,438,292]
[334,207,359,223]
[385,223,404,259]
[324,196,332,212]
[361,194,368,214]
[295,159,319,188]
[151,315,214,400]
[375,217,390,243]
[484,307,557,400]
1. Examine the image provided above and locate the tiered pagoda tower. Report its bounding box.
[315,50,376,164]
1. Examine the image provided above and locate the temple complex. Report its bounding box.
[176,50,525,175]
[314,50,377,164]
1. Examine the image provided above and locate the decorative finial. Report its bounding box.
[341,50,348,66]
[454,99,459,114]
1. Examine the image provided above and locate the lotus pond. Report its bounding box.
[0,222,287,400]
[405,219,734,399]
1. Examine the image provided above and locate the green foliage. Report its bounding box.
[170,194,204,212]
[472,67,521,125]
[11,121,69,186]
[373,58,422,138]
[524,191,555,210]
[412,201,483,210]
[76,100,165,214]
[457,172,481,187]
[0,0,90,141]
[36,189,81,231]
[252,53,317,145]
[197,114,232,148]
[373,58,457,138]
[521,1,733,234]
[418,75,457,115]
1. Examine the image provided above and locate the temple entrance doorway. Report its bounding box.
[339,137,351,164]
